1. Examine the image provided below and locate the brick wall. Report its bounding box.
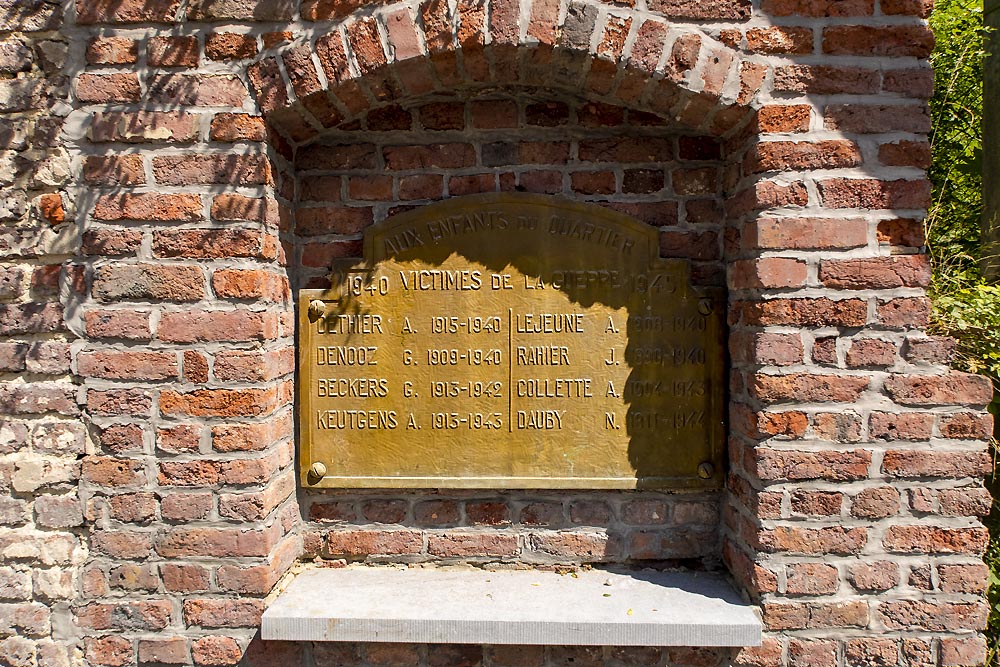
[0,0,994,666]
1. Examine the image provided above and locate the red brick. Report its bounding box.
[730,332,803,365]
[763,0,873,14]
[785,563,839,595]
[746,27,813,54]
[659,229,719,260]
[788,639,836,667]
[296,206,373,236]
[83,456,145,486]
[210,113,266,142]
[879,140,932,168]
[788,490,844,516]
[87,37,138,64]
[746,140,861,173]
[939,636,987,667]
[348,175,393,200]
[763,600,868,630]
[76,73,141,103]
[159,385,285,417]
[869,412,934,440]
[183,598,264,628]
[754,105,811,133]
[91,111,198,143]
[325,529,423,556]
[819,178,931,209]
[83,155,146,187]
[148,36,199,67]
[85,636,134,667]
[90,530,153,559]
[730,258,807,289]
[161,564,210,594]
[823,25,933,57]
[93,264,204,302]
[206,32,258,60]
[158,310,276,343]
[93,193,202,222]
[148,74,247,106]
[138,638,189,665]
[885,371,993,406]
[851,487,901,519]
[739,298,868,327]
[939,487,992,516]
[877,600,988,632]
[384,143,476,170]
[747,217,868,250]
[773,65,878,94]
[427,532,519,557]
[192,636,242,666]
[849,561,899,592]
[212,414,292,452]
[824,104,931,134]
[844,639,899,667]
[751,373,868,403]
[156,424,202,454]
[883,525,988,554]
[939,412,993,439]
[152,154,269,186]
[882,0,933,13]
[647,0,749,19]
[77,0,180,23]
[78,350,178,381]
[0,303,65,336]
[282,43,323,99]
[938,563,989,594]
[755,449,870,481]
[877,218,925,247]
[882,450,989,478]
[758,526,866,554]
[183,350,209,384]
[152,229,264,259]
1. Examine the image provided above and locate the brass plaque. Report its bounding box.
[299,194,725,489]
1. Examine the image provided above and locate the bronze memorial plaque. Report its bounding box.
[299,193,725,489]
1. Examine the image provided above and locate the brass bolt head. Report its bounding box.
[697,462,714,479]
[308,461,328,481]
[307,300,327,322]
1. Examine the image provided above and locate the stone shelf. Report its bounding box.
[261,566,762,646]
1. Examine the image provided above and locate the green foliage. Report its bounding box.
[927,0,985,292]
[926,0,1000,662]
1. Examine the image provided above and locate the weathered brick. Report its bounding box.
[87,37,138,64]
[877,600,988,632]
[885,372,993,406]
[160,385,285,417]
[849,561,899,592]
[851,487,900,518]
[882,450,989,478]
[182,598,264,628]
[325,529,423,556]
[883,525,988,554]
[93,193,202,222]
[76,73,141,103]
[157,310,276,343]
[751,373,868,403]
[93,264,204,302]
[755,449,870,481]
[758,526,866,554]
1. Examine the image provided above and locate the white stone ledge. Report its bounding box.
[261,566,762,647]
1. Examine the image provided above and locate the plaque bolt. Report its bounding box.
[698,300,713,316]
[697,462,715,479]
[308,461,328,482]
[307,300,327,322]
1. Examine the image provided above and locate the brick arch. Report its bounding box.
[245,0,766,146]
